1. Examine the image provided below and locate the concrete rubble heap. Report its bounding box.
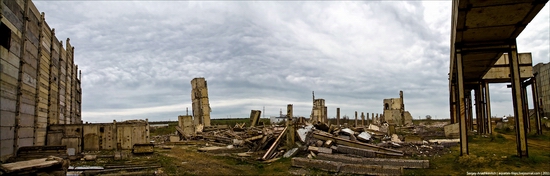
[165,93,459,175]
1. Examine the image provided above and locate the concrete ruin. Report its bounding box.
[534,62,549,118]
[310,92,327,123]
[1,0,82,162]
[47,120,150,153]
[191,77,211,127]
[382,91,413,126]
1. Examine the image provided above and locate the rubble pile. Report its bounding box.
[168,118,458,175]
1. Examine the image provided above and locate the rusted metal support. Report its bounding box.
[508,41,528,158]
[531,78,542,135]
[336,108,340,126]
[485,81,492,134]
[456,50,468,156]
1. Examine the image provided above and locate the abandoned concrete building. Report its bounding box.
[383,91,413,126]
[534,62,549,118]
[1,0,83,162]
[310,92,327,123]
[47,120,150,153]
[191,77,211,127]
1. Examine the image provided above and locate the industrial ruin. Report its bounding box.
[1,0,549,175]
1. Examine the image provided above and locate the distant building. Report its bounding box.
[270,116,286,124]
[534,62,550,118]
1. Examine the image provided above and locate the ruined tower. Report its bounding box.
[191,78,211,126]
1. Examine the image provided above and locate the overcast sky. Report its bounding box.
[33,1,549,123]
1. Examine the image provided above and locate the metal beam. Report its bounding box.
[457,50,468,156]
[507,41,528,158]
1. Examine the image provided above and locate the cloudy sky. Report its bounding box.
[33,1,549,123]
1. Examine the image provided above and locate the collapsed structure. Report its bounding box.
[310,92,327,123]
[1,0,82,162]
[383,91,413,126]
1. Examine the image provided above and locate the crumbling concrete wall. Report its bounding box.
[311,99,327,123]
[178,115,194,136]
[382,91,412,126]
[1,0,82,162]
[191,78,211,126]
[47,120,149,153]
[534,62,550,118]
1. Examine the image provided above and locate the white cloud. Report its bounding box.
[33,1,549,122]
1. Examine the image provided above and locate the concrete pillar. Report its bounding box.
[337,108,341,126]
[286,104,295,147]
[355,111,358,127]
[521,85,530,133]
[366,113,370,126]
[456,50,468,156]
[485,81,492,134]
[480,83,487,134]
[450,83,457,124]
[467,91,474,131]
[324,106,328,123]
[531,79,542,135]
[372,113,374,124]
[475,86,482,135]
[361,112,365,127]
[507,41,528,158]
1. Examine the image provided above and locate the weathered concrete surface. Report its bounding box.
[191,78,211,126]
[444,123,459,138]
[291,157,341,173]
[317,153,429,169]
[292,157,404,175]
[335,145,376,158]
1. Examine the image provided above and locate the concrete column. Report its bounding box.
[372,113,374,124]
[521,85,530,133]
[337,108,340,126]
[480,83,487,134]
[355,111,358,127]
[475,86,482,135]
[507,41,528,158]
[366,113,370,126]
[450,83,457,124]
[361,112,365,127]
[531,79,542,135]
[324,106,328,123]
[456,50,468,156]
[286,104,295,147]
[485,81,492,134]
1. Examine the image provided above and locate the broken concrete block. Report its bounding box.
[83,155,96,161]
[324,140,334,147]
[340,163,403,175]
[283,148,299,158]
[368,124,380,131]
[317,153,429,169]
[357,132,371,142]
[297,125,313,142]
[444,123,459,138]
[169,135,180,142]
[291,157,341,173]
[336,145,376,158]
[391,134,401,143]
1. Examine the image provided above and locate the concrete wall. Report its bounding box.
[482,53,533,80]
[534,62,550,118]
[48,120,149,152]
[191,78,211,126]
[1,0,82,162]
